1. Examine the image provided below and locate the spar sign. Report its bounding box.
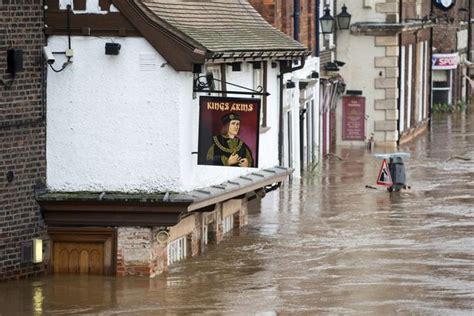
[432,53,459,70]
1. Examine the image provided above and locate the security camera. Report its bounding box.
[42,46,55,64]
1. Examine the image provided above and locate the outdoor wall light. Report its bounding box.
[311,71,319,79]
[334,60,345,67]
[336,4,352,30]
[324,62,339,72]
[105,42,121,55]
[320,7,335,34]
[286,80,296,89]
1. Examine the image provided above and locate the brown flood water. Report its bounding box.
[1,113,474,315]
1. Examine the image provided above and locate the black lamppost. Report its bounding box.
[336,4,352,30]
[320,7,335,34]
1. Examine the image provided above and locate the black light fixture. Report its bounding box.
[286,80,296,89]
[105,42,121,55]
[336,4,352,30]
[311,71,319,79]
[320,7,335,34]
[334,60,345,67]
[324,62,339,72]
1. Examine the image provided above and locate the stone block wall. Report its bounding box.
[0,1,46,281]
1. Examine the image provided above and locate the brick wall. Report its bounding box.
[249,0,316,53]
[0,1,46,280]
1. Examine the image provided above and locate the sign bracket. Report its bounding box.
[193,73,270,97]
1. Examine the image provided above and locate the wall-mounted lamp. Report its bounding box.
[324,62,339,72]
[336,4,352,30]
[286,80,296,89]
[334,60,345,67]
[320,7,335,34]
[311,71,319,79]
[105,42,121,55]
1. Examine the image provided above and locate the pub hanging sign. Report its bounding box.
[433,0,456,11]
[197,96,260,168]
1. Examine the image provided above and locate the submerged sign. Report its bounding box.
[197,96,260,168]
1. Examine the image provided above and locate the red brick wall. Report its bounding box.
[0,1,46,280]
[249,0,316,53]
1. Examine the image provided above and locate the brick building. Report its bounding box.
[431,0,470,107]
[250,0,332,173]
[0,1,47,280]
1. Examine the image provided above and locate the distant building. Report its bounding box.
[38,0,308,276]
[431,0,470,109]
[249,0,322,175]
[336,1,434,147]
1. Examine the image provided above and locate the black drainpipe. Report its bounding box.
[315,0,320,57]
[278,57,306,165]
[294,0,301,41]
[467,0,472,103]
[397,0,402,146]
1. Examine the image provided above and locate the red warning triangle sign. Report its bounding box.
[376,159,393,187]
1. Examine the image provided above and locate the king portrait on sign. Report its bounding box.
[198,96,260,168]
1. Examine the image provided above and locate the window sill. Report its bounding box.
[259,126,271,134]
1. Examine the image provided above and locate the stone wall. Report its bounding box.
[0,0,46,281]
[374,35,400,146]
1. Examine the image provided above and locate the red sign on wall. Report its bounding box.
[342,95,365,141]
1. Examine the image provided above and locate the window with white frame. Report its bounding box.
[205,64,222,91]
[222,215,234,235]
[202,225,208,245]
[167,236,187,266]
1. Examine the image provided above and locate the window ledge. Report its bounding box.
[259,126,271,134]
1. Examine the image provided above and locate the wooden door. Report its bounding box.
[53,241,104,275]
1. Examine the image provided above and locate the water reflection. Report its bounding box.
[1,113,473,314]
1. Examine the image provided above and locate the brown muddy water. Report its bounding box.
[1,113,474,315]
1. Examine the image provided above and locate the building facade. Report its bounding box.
[336,0,433,147]
[250,0,325,175]
[431,0,470,109]
[38,0,308,277]
[0,1,47,280]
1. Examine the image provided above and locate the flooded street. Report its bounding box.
[1,113,474,315]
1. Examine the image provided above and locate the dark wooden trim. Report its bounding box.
[39,200,190,227]
[112,0,206,71]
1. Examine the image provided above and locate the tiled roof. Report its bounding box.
[139,0,308,56]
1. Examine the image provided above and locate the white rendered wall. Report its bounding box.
[47,36,281,192]
[336,34,385,146]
